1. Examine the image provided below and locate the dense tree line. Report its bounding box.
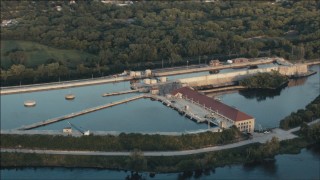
[1,1,319,85]
[299,122,320,143]
[0,126,244,151]
[245,137,280,161]
[239,70,288,89]
[280,95,320,129]
[1,136,309,173]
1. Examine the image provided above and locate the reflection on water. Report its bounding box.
[307,143,320,156]
[243,159,277,175]
[287,77,308,87]
[1,147,319,180]
[234,76,309,102]
[217,65,320,129]
[238,88,283,102]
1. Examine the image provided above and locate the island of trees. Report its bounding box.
[239,70,289,89]
[1,0,319,86]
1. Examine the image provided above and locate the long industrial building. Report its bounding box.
[171,87,255,133]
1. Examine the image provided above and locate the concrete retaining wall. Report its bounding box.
[178,65,308,87]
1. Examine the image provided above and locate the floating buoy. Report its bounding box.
[65,94,75,100]
[24,100,36,107]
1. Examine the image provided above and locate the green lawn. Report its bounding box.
[1,40,98,69]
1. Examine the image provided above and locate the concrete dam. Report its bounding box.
[177,64,309,87]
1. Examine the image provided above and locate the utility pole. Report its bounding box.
[162,59,163,69]
[199,55,200,65]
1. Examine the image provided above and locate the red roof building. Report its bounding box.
[171,87,255,132]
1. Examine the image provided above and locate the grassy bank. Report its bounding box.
[0,143,262,173]
[1,125,319,173]
[0,126,245,152]
[1,136,318,173]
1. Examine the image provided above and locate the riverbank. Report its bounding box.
[1,120,319,172]
[1,135,318,173]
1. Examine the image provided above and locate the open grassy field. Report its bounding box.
[1,40,98,69]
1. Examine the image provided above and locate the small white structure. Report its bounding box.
[65,94,75,100]
[130,71,142,77]
[129,71,136,77]
[63,127,72,134]
[150,79,157,84]
[150,87,159,95]
[143,79,151,84]
[227,60,233,64]
[135,71,141,77]
[145,69,152,77]
[159,77,167,82]
[165,94,172,99]
[56,6,62,11]
[84,130,91,136]
[24,100,36,107]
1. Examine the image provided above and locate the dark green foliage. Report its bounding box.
[280,95,320,129]
[1,1,320,85]
[239,70,288,89]
[0,128,245,152]
[246,137,280,161]
[0,143,259,172]
[299,123,320,143]
[1,134,317,172]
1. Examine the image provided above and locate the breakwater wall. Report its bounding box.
[178,64,308,87]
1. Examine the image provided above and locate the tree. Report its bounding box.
[9,64,25,77]
[1,69,10,84]
[126,149,147,173]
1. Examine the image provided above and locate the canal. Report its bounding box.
[1,65,319,132]
[210,65,320,129]
[0,65,319,179]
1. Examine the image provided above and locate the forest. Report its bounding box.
[0,126,244,151]
[280,95,320,130]
[1,0,319,85]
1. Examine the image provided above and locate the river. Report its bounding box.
[209,65,320,129]
[1,146,319,179]
[1,64,316,133]
[0,65,319,179]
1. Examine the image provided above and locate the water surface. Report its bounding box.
[1,147,319,180]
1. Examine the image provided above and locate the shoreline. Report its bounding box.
[0,138,317,173]
[2,59,317,95]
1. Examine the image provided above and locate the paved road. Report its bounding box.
[0,58,274,95]
[2,120,318,157]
